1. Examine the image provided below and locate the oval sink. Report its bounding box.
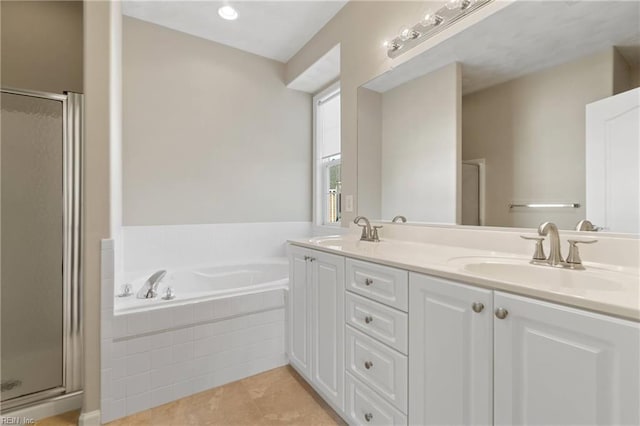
[459,260,625,291]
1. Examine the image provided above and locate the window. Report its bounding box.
[314,84,341,226]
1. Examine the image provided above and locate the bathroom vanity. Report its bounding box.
[286,233,639,426]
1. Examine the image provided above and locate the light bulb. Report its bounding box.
[446,0,473,10]
[399,27,412,41]
[384,40,402,52]
[421,12,443,27]
[218,5,238,20]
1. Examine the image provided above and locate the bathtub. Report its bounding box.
[104,258,290,421]
[114,259,289,314]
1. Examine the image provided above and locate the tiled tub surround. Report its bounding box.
[120,222,339,275]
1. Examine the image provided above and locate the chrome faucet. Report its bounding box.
[136,270,167,299]
[354,216,382,242]
[537,222,564,266]
[392,215,407,223]
[529,222,597,270]
[575,219,601,232]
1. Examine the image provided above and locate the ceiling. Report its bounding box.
[364,0,640,94]
[122,0,348,63]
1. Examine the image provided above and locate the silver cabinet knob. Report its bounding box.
[364,361,373,370]
[495,308,508,319]
[364,315,373,324]
[365,278,373,286]
[308,257,315,262]
[472,302,484,313]
[364,413,373,422]
[303,255,309,261]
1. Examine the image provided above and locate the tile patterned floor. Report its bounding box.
[35,366,345,426]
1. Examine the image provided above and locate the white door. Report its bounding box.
[287,245,311,379]
[409,273,493,426]
[586,88,640,233]
[461,163,480,226]
[310,250,345,411]
[494,292,640,426]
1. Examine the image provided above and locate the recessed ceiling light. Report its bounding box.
[218,5,238,21]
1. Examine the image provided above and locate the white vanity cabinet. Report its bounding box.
[287,245,345,413]
[409,272,640,426]
[493,292,640,426]
[409,273,494,426]
[288,244,639,426]
[344,258,409,425]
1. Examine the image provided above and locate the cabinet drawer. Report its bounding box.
[346,292,408,354]
[345,373,407,426]
[346,259,408,311]
[346,325,408,413]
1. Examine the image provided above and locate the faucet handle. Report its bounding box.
[520,235,546,261]
[357,224,369,240]
[162,287,176,300]
[372,225,383,242]
[566,239,597,267]
[117,284,133,297]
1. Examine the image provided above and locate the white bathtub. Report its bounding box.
[115,259,289,313]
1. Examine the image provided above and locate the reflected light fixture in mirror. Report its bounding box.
[384,0,491,58]
[218,5,238,21]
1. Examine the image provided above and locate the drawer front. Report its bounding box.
[346,292,408,354]
[345,373,407,426]
[346,259,408,311]
[346,325,408,413]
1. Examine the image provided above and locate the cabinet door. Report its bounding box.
[310,250,345,411]
[409,273,493,426]
[494,292,640,426]
[287,245,311,379]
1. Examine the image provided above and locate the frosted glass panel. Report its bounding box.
[1,93,64,400]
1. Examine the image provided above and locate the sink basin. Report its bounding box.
[308,236,351,248]
[461,261,624,291]
[448,257,628,292]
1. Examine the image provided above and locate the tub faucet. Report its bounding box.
[136,270,167,299]
[537,222,564,266]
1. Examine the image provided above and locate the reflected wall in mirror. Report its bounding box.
[357,0,640,233]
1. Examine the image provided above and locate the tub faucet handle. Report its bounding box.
[117,283,133,297]
[162,287,176,300]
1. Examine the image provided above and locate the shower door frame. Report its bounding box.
[1,88,83,411]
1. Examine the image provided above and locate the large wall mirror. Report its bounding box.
[357,1,639,233]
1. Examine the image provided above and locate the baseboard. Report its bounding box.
[78,410,101,426]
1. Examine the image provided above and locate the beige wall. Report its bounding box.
[380,63,461,223]
[286,1,451,225]
[1,0,83,94]
[83,0,117,416]
[123,17,312,225]
[462,50,618,229]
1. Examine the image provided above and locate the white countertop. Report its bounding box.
[289,235,640,322]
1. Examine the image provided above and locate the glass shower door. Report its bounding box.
[1,92,65,404]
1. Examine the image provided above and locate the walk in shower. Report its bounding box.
[1,88,83,411]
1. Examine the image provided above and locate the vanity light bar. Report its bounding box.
[386,0,493,59]
[509,203,581,209]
